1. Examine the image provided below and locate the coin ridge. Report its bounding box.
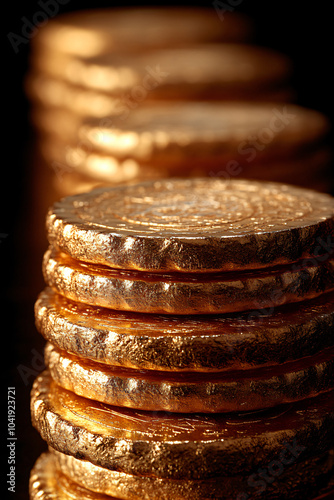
[42,248,334,315]
[34,288,334,371]
[51,448,334,500]
[45,179,334,273]
[44,342,334,413]
[30,370,334,479]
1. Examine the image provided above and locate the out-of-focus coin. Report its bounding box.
[45,179,334,273]
[50,448,334,500]
[42,247,334,314]
[40,136,333,188]
[30,44,292,99]
[30,370,334,479]
[78,103,330,164]
[25,73,124,118]
[29,452,114,500]
[45,341,334,413]
[35,288,334,372]
[31,7,253,58]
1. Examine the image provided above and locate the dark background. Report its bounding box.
[3,1,334,499]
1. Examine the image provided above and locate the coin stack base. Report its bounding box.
[30,178,334,499]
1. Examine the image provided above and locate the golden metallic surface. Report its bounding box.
[39,136,162,185]
[30,452,115,500]
[25,73,125,118]
[31,8,252,57]
[51,447,334,500]
[78,103,330,162]
[41,134,334,191]
[45,341,334,413]
[35,287,334,372]
[42,247,334,314]
[45,179,334,273]
[31,370,334,479]
[30,44,292,97]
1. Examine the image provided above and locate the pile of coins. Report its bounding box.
[25,6,333,197]
[30,178,334,499]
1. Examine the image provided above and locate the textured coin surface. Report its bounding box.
[35,288,334,372]
[45,342,334,413]
[52,448,334,500]
[31,370,334,479]
[31,7,252,57]
[29,452,115,500]
[42,247,334,314]
[30,44,292,97]
[78,103,329,163]
[46,179,334,273]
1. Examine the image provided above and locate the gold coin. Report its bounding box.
[30,44,292,98]
[30,452,113,500]
[25,73,123,118]
[30,370,334,479]
[42,247,334,315]
[51,447,334,500]
[45,341,334,413]
[40,133,333,187]
[35,288,334,372]
[32,7,252,58]
[78,103,329,164]
[46,178,334,273]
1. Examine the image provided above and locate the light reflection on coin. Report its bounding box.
[50,448,334,500]
[30,370,334,479]
[42,247,334,315]
[30,44,292,98]
[34,287,334,372]
[31,7,253,57]
[45,341,334,413]
[46,179,334,273]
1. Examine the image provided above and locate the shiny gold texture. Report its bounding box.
[34,288,334,372]
[78,103,329,163]
[51,448,334,500]
[30,370,334,479]
[29,452,114,500]
[30,44,292,98]
[42,247,334,315]
[45,342,334,413]
[45,179,334,273]
[40,134,333,186]
[31,7,253,57]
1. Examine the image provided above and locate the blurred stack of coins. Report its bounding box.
[30,178,334,499]
[25,6,252,198]
[25,5,333,202]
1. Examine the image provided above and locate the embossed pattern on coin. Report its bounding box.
[46,179,334,272]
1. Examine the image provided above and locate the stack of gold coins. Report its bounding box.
[50,100,331,197]
[29,6,334,197]
[30,178,334,499]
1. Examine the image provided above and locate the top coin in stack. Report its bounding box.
[30,6,253,59]
[43,178,334,314]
